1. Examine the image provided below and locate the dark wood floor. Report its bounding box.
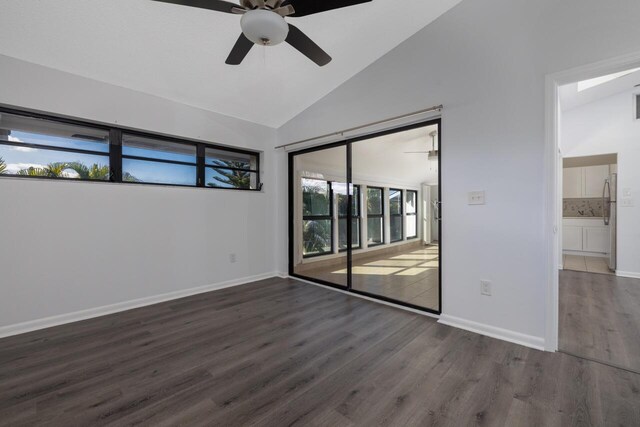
[560,269,640,373]
[1,277,639,426]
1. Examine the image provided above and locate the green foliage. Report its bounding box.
[65,162,110,180]
[13,161,139,182]
[207,160,251,189]
[123,172,141,183]
[17,162,68,178]
[0,157,6,174]
[303,220,331,255]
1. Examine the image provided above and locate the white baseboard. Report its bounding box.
[0,272,279,339]
[438,314,545,351]
[616,270,640,279]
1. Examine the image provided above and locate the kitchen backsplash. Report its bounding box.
[563,198,604,217]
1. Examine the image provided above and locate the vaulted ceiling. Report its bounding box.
[0,0,461,127]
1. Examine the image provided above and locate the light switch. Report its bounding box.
[622,188,632,198]
[468,191,486,205]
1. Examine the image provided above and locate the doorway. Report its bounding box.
[552,64,640,372]
[288,120,441,314]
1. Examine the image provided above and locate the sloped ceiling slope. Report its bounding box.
[0,0,462,128]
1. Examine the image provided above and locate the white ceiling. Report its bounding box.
[0,0,462,128]
[296,124,439,187]
[560,68,640,111]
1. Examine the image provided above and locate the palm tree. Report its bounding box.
[17,162,69,178]
[207,160,251,188]
[0,157,6,174]
[65,162,110,180]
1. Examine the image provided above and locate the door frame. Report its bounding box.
[288,118,442,315]
[544,50,640,351]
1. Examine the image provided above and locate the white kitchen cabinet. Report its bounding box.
[563,167,582,198]
[562,165,610,198]
[583,226,610,253]
[562,225,583,251]
[563,218,610,254]
[584,165,610,197]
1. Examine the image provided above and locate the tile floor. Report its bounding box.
[563,254,613,275]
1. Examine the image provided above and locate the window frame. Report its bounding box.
[406,190,418,240]
[338,184,361,252]
[389,188,404,243]
[366,186,385,247]
[301,177,334,258]
[0,106,261,191]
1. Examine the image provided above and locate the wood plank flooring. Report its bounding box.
[559,269,640,372]
[1,276,639,426]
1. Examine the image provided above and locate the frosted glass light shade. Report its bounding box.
[240,10,289,46]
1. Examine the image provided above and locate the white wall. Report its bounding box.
[0,55,278,331]
[562,89,640,276]
[275,0,640,347]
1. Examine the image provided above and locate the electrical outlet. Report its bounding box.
[620,198,635,207]
[468,191,486,205]
[480,280,492,296]
[229,253,237,263]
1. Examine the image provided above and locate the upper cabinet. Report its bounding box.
[584,165,610,197]
[563,167,583,198]
[563,165,611,198]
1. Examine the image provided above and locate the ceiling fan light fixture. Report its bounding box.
[240,9,289,46]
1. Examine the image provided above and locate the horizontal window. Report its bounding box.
[205,147,257,171]
[0,112,110,181]
[122,158,196,186]
[0,108,261,191]
[205,167,257,189]
[122,134,196,163]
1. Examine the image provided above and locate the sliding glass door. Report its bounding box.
[291,146,348,288]
[289,120,441,314]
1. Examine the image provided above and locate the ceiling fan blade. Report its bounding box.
[283,0,371,17]
[285,24,331,66]
[152,0,243,14]
[225,34,254,65]
[273,4,295,16]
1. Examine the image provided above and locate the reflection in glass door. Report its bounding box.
[291,146,348,288]
[289,120,441,314]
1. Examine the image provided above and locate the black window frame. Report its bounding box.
[0,106,262,191]
[406,189,418,240]
[366,186,385,247]
[301,177,333,258]
[338,183,361,252]
[389,188,404,243]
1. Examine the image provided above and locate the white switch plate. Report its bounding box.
[620,198,635,207]
[468,191,486,205]
[622,188,632,198]
[480,280,492,296]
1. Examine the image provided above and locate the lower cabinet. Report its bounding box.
[563,219,609,254]
[562,226,583,251]
[583,226,609,253]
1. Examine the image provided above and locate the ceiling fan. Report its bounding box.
[404,131,439,161]
[152,0,372,66]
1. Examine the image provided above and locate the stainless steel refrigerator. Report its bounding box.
[603,173,617,271]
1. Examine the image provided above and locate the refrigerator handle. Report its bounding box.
[603,180,610,226]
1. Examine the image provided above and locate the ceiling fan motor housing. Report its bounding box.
[240,9,289,46]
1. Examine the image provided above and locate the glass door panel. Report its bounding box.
[292,146,348,288]
[350,124,440,312]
